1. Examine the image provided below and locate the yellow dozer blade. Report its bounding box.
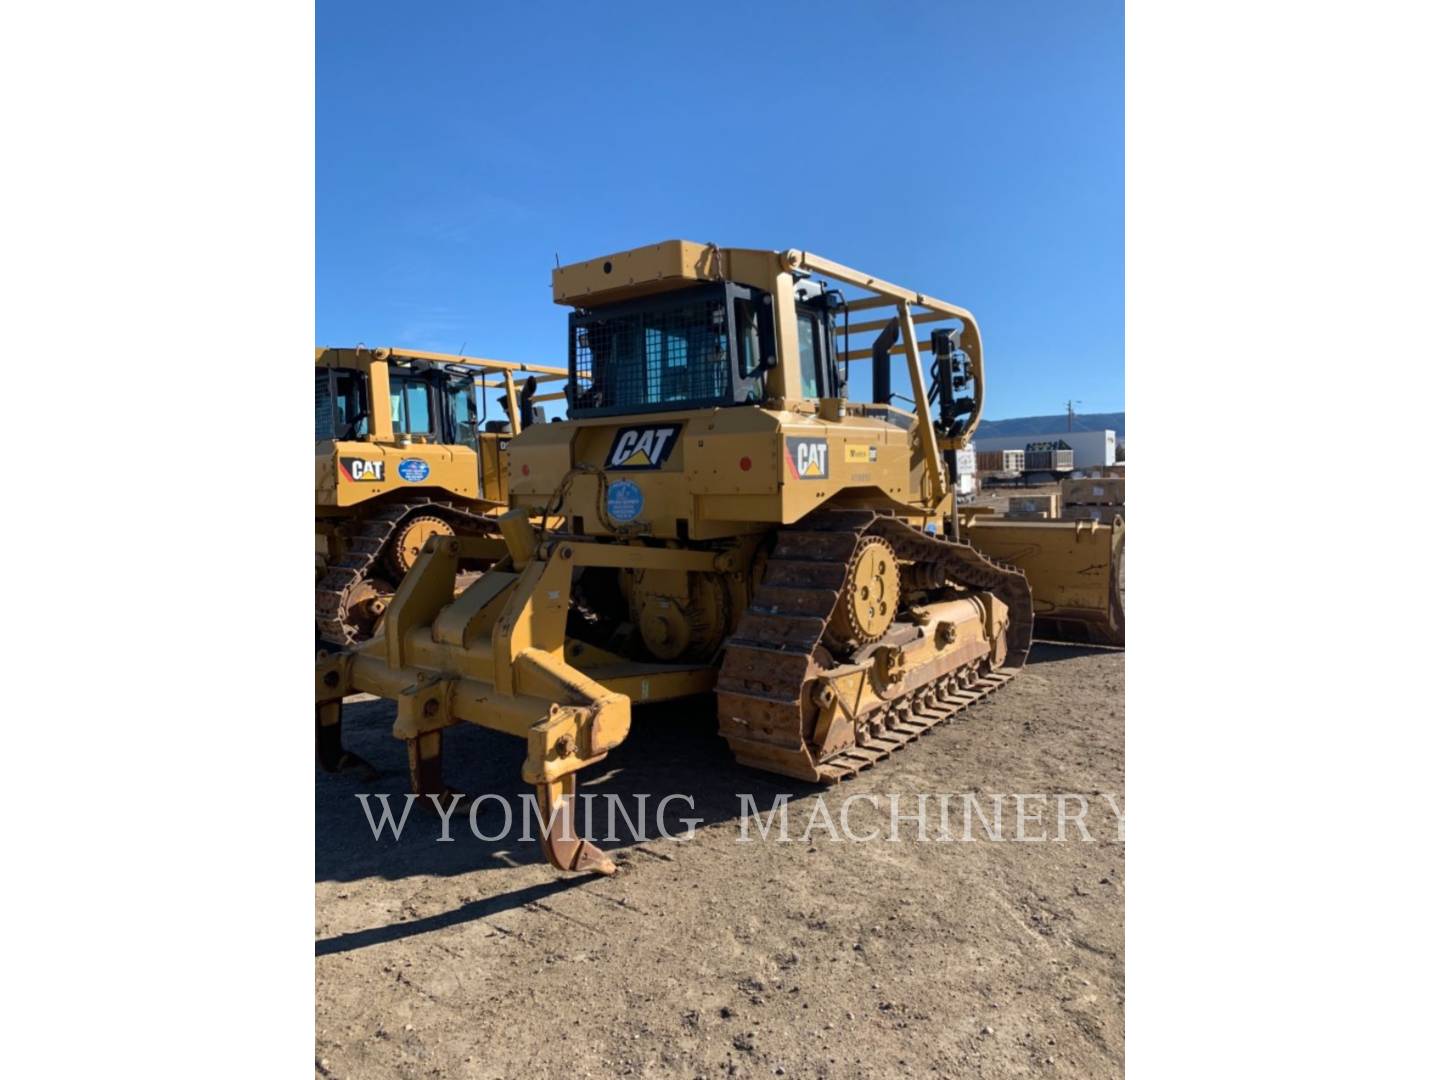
[958,514,1125,646]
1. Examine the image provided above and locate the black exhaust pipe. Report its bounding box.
[871,317,899,404]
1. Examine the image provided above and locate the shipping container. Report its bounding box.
[976,448,1025,474]
[974,429,1116,469]
[1023,442,1075,474]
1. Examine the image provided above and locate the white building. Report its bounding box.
[972,429,1117,470]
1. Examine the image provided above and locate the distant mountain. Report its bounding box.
[976,412,1125,440]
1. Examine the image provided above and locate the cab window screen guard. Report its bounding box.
[316,368,368,440]
[315,370,334,439]
[568,283,766,417]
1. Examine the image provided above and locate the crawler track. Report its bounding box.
[316,499,502,646]
[716,509,1032,782]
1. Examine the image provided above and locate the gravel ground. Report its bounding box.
[316,641,1124,1079]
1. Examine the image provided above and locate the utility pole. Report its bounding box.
[1066,400,1082,432]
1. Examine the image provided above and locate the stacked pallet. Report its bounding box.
[1060,477,1124,523]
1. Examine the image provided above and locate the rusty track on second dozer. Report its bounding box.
[316,499,502,646]
[717,509,1033,783]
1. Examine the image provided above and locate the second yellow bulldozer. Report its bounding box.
[315,347,567,645]
[318,241,1106,873]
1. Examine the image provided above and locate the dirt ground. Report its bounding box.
[315,642,1124,1079]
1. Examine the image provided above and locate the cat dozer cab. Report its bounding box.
[318,242,1042,874]
[315,347,567,645]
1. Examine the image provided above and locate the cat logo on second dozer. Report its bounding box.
[339,456,384,482]
[606,424,681,469]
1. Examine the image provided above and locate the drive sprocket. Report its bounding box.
[386,515,455,579]
[826,534,899,651]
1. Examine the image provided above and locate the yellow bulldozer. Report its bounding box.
[315,347,567,645]
[316,241,1120,874]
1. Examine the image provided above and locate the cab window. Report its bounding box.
[389,374,433,435]
[796,313,822,399]
[446,376,478,445]
[734,297,766,402]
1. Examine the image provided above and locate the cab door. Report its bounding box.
[478,433,508,504]
[442,373,502,502]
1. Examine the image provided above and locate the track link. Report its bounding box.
[715,509,1032,782]
[316,499,502,646]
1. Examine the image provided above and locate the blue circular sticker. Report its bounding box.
[606,479,644,523]
[397,458,430,483]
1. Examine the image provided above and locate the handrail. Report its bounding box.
[780,250,987,506]
[316,346,567,379]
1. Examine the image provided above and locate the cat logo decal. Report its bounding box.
[784,437,830,479]
[606,424,682,470]
[339,457,385,482]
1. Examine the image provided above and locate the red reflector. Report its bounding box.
[521,464,530,476]
[739,456,752,471]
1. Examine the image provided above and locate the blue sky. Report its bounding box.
[317,1,1123,420]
